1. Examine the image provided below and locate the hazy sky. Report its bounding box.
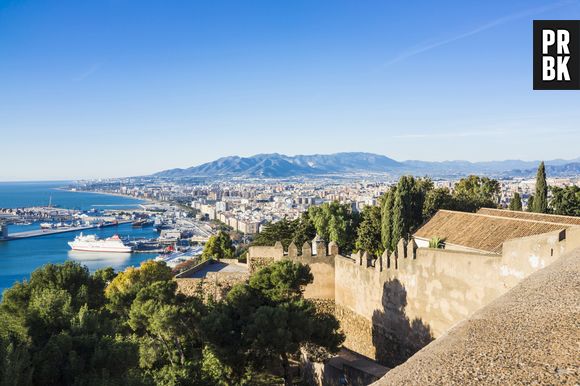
[1,0,579,180]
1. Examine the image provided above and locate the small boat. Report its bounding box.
[132,219,154,228]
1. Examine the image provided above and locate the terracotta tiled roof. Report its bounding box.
[476,207,580,226]
[413,210,574,254]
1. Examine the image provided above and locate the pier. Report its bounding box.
[2,220,132,241]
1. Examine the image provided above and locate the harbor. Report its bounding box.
[0,182,219,293]
[3,220,132,240]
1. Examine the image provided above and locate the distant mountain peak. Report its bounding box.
[153,152,402,178]
[152,153,580,179]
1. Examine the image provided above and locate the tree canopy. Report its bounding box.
[550,185,580,216]
[307,202,360,253]
[508,192,523,211]
[0,258,343,386]
[452,175,500,211]
[533,162,548,213]
[251,203,358,254]
[203,260,343,386]
[202,231,235,261]
[355,205,383,256]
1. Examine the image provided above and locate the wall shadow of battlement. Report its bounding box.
[371,278,433,368]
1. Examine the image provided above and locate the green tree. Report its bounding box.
[527,195,535,212]
[308,202,359,253]
[203,261,344,386]
[381,187,396,253]
[0,262,143,386]
[508,192,523,211]
[453,175,500,211]
[550,186,580,216]
[0,310,31,386]
[391,176,429,244]
[533,161,548,213]
[422,187,455,219]
[251,218,298,249]
[202,231,235,261]
[355,205,383,256]
[128,281,206,385]
[105,260,173,317]
[291,212,317,248]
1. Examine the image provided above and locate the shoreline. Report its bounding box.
[54,187,158,207]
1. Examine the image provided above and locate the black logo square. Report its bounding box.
[533,20,580,90]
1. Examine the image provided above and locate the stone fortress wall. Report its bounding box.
[247,222,580,368]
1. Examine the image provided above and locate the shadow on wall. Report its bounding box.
[371,278,434,368]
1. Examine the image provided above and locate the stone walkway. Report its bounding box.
[374,247,580,385]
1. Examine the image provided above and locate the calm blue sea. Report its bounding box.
[0,182,158,294]
[0,181,143,210]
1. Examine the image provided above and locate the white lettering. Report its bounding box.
[543,29,555,54]
[557,56,570,80]
[557,30,570,55]
[543,56,556,81]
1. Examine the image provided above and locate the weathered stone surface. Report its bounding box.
[374,247,580,386]
[248,256,274,273]
[176,271,249,301]
[335,304,375,360]
[288,241,298,257]
[246,219,580,385]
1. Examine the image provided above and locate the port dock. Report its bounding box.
[3,221,132,241]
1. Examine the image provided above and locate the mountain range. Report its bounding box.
[153,152,580,179]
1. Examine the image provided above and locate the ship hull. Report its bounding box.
[67,242,132,253]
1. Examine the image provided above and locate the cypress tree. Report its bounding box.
[533,162,548,213]
[508,192,523,211]
[527,195,535,212]
[391,192,404,252]
[381,187,395,252]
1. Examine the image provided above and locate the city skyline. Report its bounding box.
[1,0,580,180]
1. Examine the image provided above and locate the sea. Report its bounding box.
[0,181,159,294]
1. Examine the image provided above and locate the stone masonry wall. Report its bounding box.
[248,241,337,300]
[334,228,580,367]
[246,228,580,369]
[176,271,249,301]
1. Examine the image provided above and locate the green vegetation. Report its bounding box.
[355,205,383,256]
[202,231,235,261]
[532,161,548,213]
[380,187,396,253]
[428,237,445,249]
[0,259,342,386]
[508,192,523,211]
[380,175,498,255]
[252,218,301,249]
[527,195,535,212]
[550,186,580,216]
[254,175,501,257]
[308,202,360,253]
[452,175,500,212]
[390,176,432,248]
[203,260,343,386]
[252,202,359,253]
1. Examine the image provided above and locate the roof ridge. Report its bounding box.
[479,207,580,221]
[438,209,578,227]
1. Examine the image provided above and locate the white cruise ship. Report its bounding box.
[68,233,132,253]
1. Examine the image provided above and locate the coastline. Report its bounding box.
[54,187,158,207]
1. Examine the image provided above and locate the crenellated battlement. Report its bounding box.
[246,211,580,369]
[248,237,339,271]
[248,235,338,300]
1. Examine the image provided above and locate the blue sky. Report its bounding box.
[0,0,579,180]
